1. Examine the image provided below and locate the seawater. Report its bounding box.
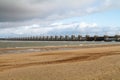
[0,40,120,48]
[0,41,120,54]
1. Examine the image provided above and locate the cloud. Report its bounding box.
[0,0,120,37]
[0,0,119,26]
[79,22,97,28]
[0,25,52,35]
[1,0,119,22]
[0,21,120,37]
[0,0,95,22]
[0,21,102,36]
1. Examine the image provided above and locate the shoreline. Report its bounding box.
[0,44,120,55]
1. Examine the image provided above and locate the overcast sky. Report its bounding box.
[0,0,120,37]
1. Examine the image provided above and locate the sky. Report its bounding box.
[0,0,120,38]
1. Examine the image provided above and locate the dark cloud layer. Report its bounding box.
[0,0,119,22]
[0,0,49,21]
[0,0,99,22]
[0,0,120,37]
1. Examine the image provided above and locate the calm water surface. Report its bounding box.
[0,40,120,48]
[0,41,120,55]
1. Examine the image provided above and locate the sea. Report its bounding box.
[0,40,120,54]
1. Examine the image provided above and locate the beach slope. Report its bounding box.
[0,46,120,80]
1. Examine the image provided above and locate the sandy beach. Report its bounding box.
[0,45,120,80]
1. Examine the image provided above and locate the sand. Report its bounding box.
[0,45,120,80]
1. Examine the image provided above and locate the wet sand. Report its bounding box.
[0,45,120,80]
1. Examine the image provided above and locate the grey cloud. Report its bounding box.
[0,0,99,22]
[0,0,120,37]
[0,0,120,22]
[0,0,55,21]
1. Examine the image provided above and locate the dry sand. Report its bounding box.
[0,45,120,80]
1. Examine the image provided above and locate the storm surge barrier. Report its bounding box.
[1,35,120,42]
